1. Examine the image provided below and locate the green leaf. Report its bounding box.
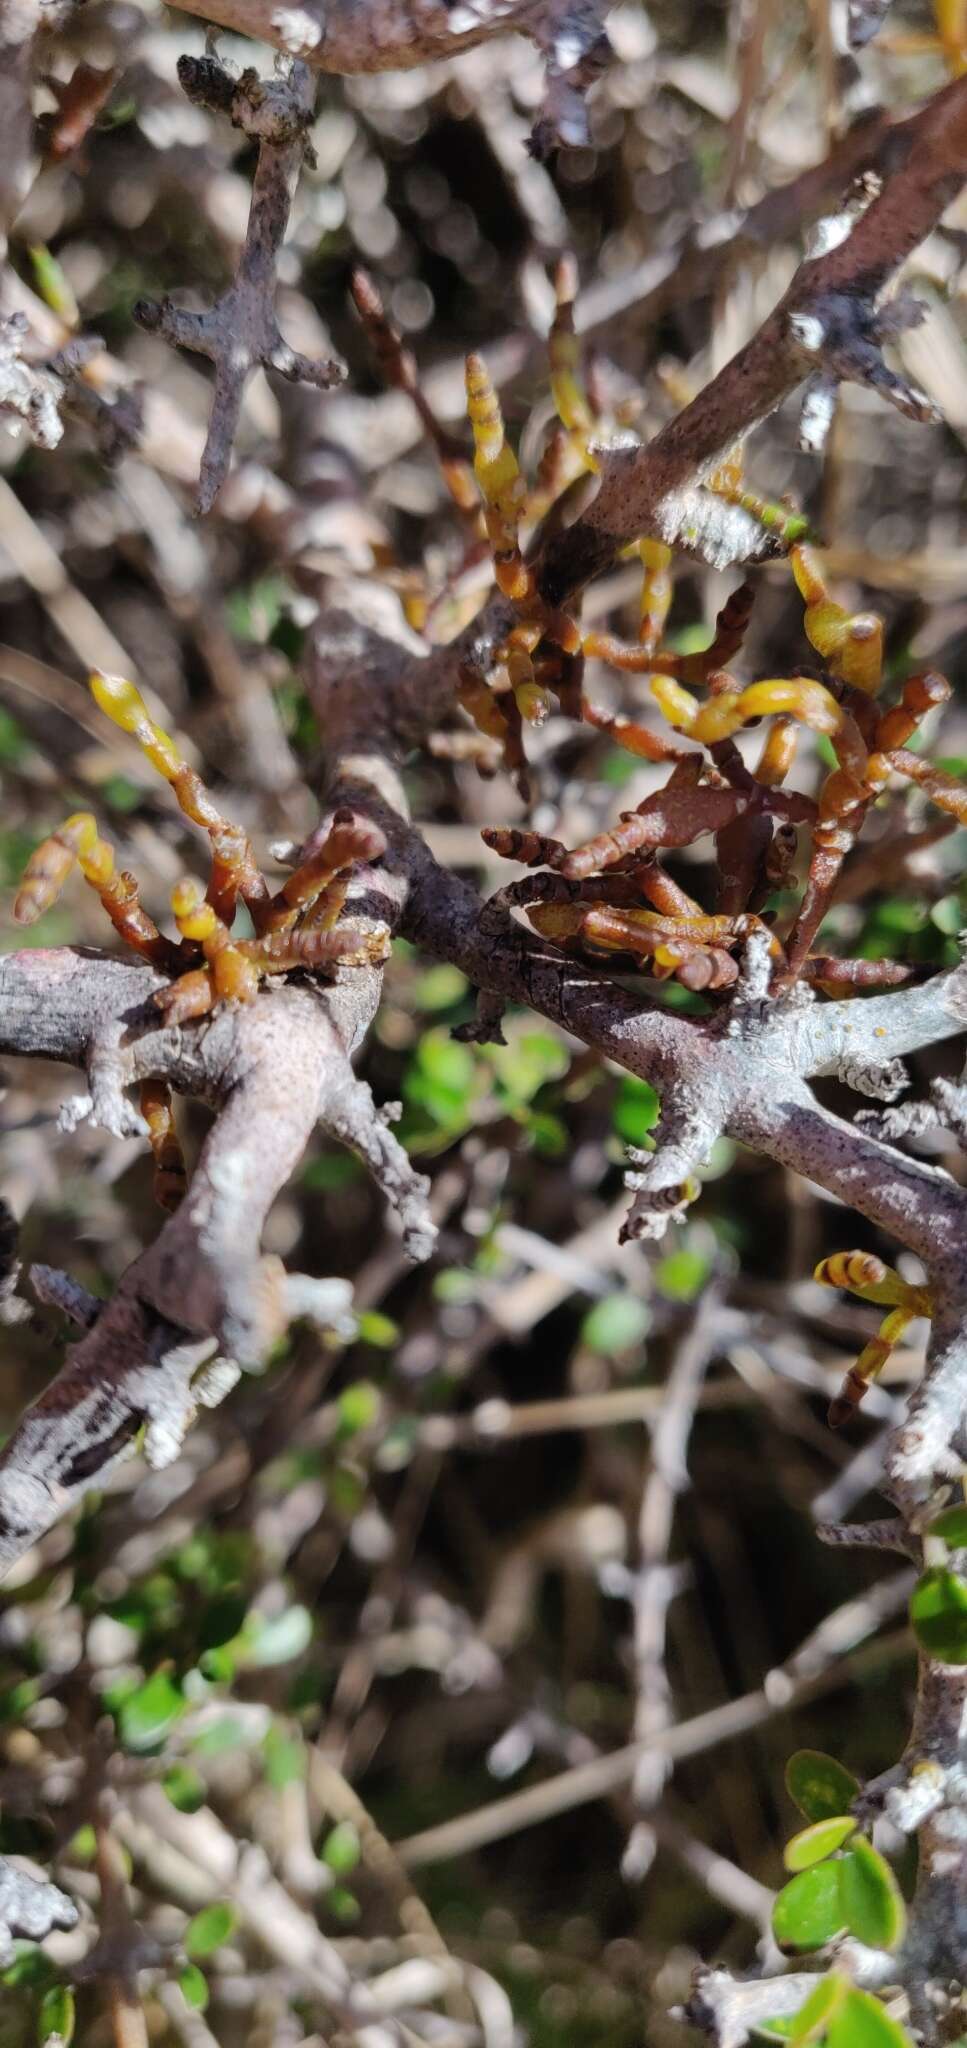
[245,1604,313,1668]
[930,895,963,937]
[184,1902,238,1959]
[413,965,468,1011]
[357,1313,399,1351]
[927,1505,967,1547]
[489,1031,569,1105]
[525,1109,569,1157]
[37,1984,75,2045]
[29,246,78,324]
[789,1972,849,2043]
[338,1381,382,1433]
[117,1669,184,1753]
[772,1863,846,1952]
[321,1822,361,1874]
[580,1293,650,1356]
[785,1751,861,1824]
[827,1988,913,2048]
[613,1076,660,1146]
[784,1816,856,1872]
[910,1567,967,1663]
[327,1886,361,1922]
[839,1837,906,1950]
[263,1728,305,1788]
[654,1247,711,1301]
[163,1765,206,1814]
[178,1964,209,2012]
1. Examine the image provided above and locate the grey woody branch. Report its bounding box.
[134,58,345,513]
[162,0,613,156]
[537,71,967,598]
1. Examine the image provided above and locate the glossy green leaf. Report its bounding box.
[580,1293,650,1356]
[117,1669,183,1753]
[321,1821,361,1874]
[910,1568,967,1663]
[178,1964,209,2012]
[184,1902,237,1959]
[927,1505,967,1548]
[37,1984,75,2045]
[338,1381,381,1433]
[827,1987,913,2048]
[787,1972,849,2043]
[839,1837,906,1950]
[772,1862,846,1952]
[162,1765,206,1814]
[785,1751,861,1824]
[784,1816,856,1872]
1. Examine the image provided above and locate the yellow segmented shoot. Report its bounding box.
[15,810,178,968]
[465,353,528,598]
[548,254,593,449]
[638,539,673,659]
[651,673,868,783]
[89,670,269,924]
[815,1250,932,1426]
[790,546,884,696]
[170,877,259,1003]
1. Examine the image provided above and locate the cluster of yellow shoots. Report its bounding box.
[13,261,963,1423]
[14,670,388,1209]
[446,257,967,996]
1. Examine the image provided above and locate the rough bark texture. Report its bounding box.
[4,3,967,2034]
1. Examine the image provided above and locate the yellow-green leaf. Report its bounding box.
[184,1901,237,1959]
[37,1985,75,2045]
[827,1988,913,2048]
[789,1972,849,2044]
[178,1965,209,2012]
[784,1817,856,1872]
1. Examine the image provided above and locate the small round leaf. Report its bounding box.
[178,1965,209,2012]
[784,1817,856,1872]
[772,1863,846,1952]
[789,1972,849,2043]
[37,1984,75,2045]
[910,1568,967,1664]
[927,1505,967,1548]
[785,1750,860,1824]
[184,1901,238,1959]
[839,1837,905,1950]
[827,1987,913,2048]
[322,1822,361,1875]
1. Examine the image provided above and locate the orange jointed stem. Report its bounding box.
[139,1079,187,1213]
[89,670,269,926]
[15,811,180,969]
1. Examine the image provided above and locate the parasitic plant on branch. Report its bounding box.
[4,3,967,2044]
